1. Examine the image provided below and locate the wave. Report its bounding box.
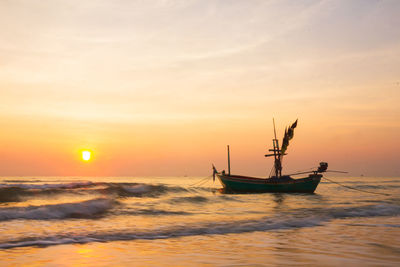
[286,203,400,223]
[122,208,191,216]
[330,204,400,218]
[100,183,183,198]
[0,187,25,202]
[2,179,92,183]
[349,184,399,190]
[0,216,324,249]
[0,182,189,202]
[3,179,45,183]
[1,203,398,249]
[168,196,209,204]
[0,182,98,203]
[0,198,115,221]
[345,223,400,228]
[0,181,95,190]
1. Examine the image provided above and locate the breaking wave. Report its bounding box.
[0,187,25,202]
[100,183,187,198]
[0,182,98,203]
[0,203,398,249]
[0,215,325,249]
[3,179,45,183]
[0,182,189,202]
[0,182,95,190]
[0,198,116,221]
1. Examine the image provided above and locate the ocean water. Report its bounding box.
[0,176,399,266]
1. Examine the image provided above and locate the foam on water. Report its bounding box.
[0,198,115,221]
[0,202,398,249]
[0,176,399,256]
[0,182,190,202]
[0,182,95,190]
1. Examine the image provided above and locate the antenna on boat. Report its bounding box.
[227,145,231,176]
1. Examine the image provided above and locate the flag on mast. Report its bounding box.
[281,119,298,155]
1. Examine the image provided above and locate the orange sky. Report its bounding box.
[1,0,399,177]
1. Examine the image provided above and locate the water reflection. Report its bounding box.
[0,176,399,266]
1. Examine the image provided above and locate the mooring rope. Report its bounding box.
[322,177,390,196]
[189,175,212,187]
[197,178,211,187]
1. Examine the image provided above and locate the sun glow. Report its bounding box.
[82,151,91,161]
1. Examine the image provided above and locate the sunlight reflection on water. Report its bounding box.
[0,176,399,266]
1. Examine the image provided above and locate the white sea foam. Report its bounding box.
[0,216,324,249]
[0,198,115,221]
[122,184,151,194]
[1,203,398,249]
[0,182,94,190]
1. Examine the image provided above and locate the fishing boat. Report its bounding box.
[212,119,328,193]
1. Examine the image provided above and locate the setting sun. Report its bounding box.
[82,151,91,161]
[0,1,399,266]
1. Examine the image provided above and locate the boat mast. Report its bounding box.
[272,119,281,178]
[227,145,231,176]
[273,118,277,141]
[265,119,283,178]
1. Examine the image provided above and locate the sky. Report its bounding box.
[0,0,399,177]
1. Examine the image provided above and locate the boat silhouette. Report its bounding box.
[212,119,328,193]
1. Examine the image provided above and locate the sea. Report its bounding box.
[0,175,399,266]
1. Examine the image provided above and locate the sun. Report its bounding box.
[82,151,91,161]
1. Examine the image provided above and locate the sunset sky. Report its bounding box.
[1,0,399,177]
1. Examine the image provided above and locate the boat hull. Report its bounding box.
[217,174,321,193]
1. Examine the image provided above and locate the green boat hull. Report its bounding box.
[217,174,322,193]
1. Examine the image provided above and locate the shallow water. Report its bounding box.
[0,176,399,266]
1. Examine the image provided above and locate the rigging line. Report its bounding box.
[195,178,209,186]
[189,177,208,187]
[196,178,211,187]
[188,178,205,187]
[269,164,275,178]
[322,177,390,196]
[294,167,315,173]
[188,175,212,187]
[195,179,212,188]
